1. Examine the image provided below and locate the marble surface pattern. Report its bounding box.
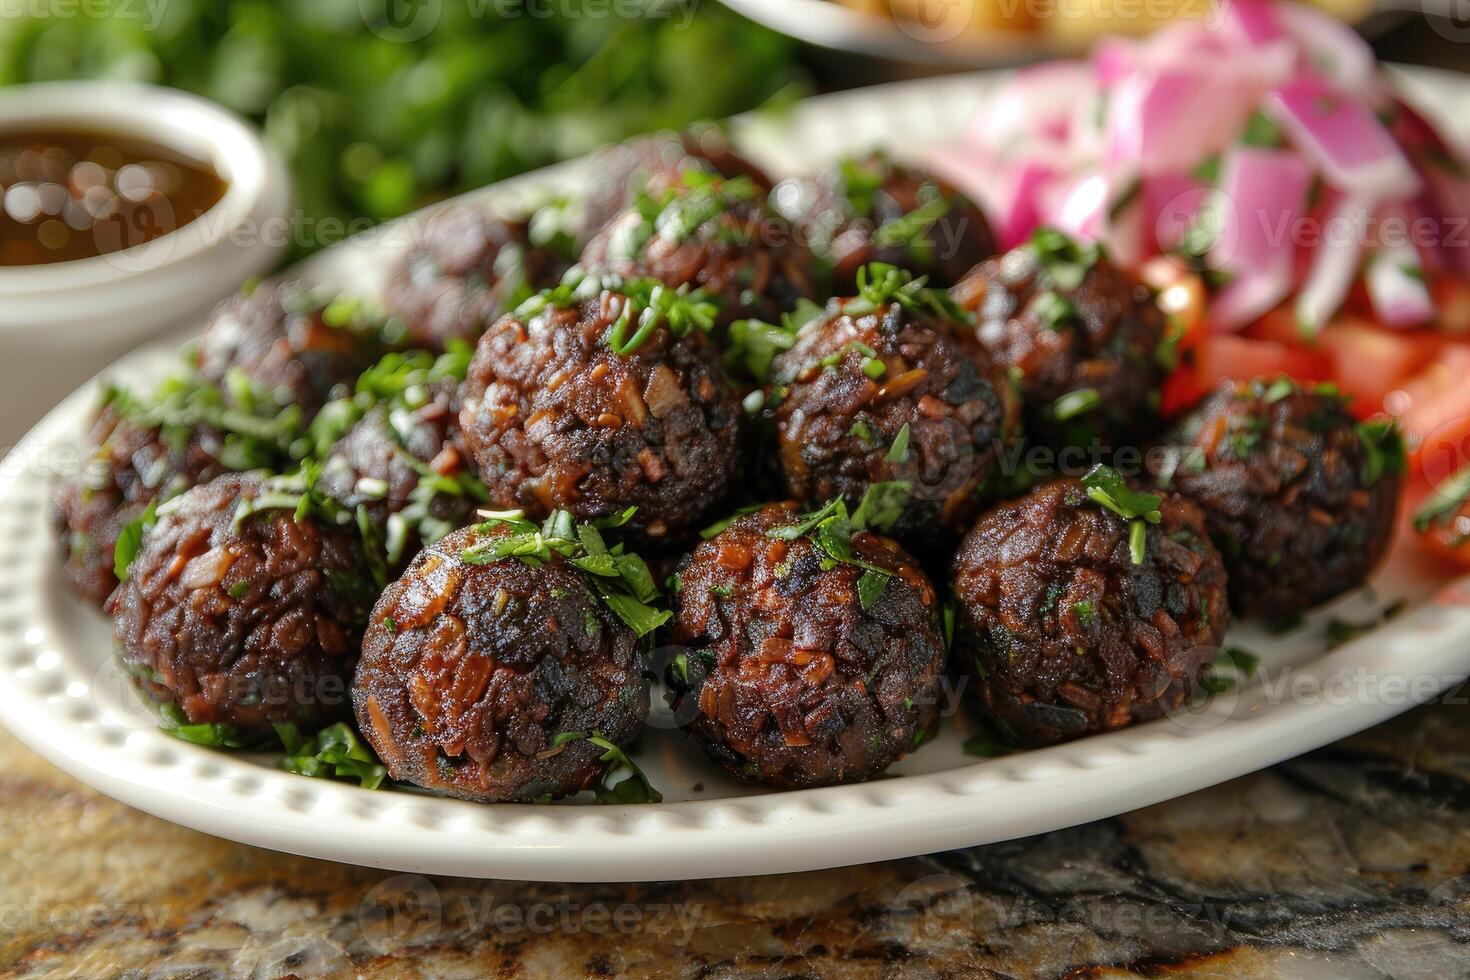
[1,691,1468,978]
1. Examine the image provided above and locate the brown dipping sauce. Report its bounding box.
[0,129,227,266]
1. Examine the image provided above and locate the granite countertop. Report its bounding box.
[0,690,1466,978]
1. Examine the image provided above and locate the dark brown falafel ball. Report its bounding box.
[666,502,947,787]
[951,229,1168,451]
[773,153,997,294]
[107,472,372,738]
[579,170,821,327]
[1148,377,1404,622]
[457,278,744,546]
[580,126,773,242]
[769,267,1020,557]
[951,471,1230,748]
[316,351,486,571]
[52,405,224,606]
[352,519,649,803]
[51,376,307,607]
[195,282,386,417]
[384,207,571,351]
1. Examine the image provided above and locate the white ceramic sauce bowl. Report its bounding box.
[0,81,292,442]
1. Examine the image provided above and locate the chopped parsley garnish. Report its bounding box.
[274,721,387,789]
[551,731,662,804]
[1052,387,1101,422]
[1263,376,1296,404]
[840,263,966,323]
[1081,464,1162,566]
[699,503,766,540]
[885,423,912,463]
[113,500,158,583]
[1033,290,1077,331]
[103,367,305,475]
[1356,418,1406,486]
[1200,647,1261,694]
[765,495,902,598]
[1414,463,1470,539]
[871,187,954,252]
[1325,599,1407,649]
[839,155,886,216]
[460,508,669,638]
[513,270,721,358]
[158,703,252,749]
[962,725,1014,758]
[725,300,817,383]
[850,481,911,532]
[1028,227,1102,291]
[857,569,889,609]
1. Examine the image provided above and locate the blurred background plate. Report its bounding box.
[720,0,1389,67]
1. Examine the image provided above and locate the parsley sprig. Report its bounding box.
[105,370,305,473]
[512,270,720,357]
[274,721,387,789]
[1414,463,1470,541]
[1356,418,1406,486]
[839,263,965,324]
[548,730,662,804]
[1028,227,1103,291]
[726,297,825,384]
[1081,464,1163,565]
[765,491,908,609]
[460,508,669,638]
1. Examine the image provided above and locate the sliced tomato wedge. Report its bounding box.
[1316,319,1440,416]
[1386,342,1470,483]
[1195,334,1333,393]
[1404,470,1470,571]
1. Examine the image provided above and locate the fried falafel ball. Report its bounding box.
[51,374,307,607]
[52,404,225,606]
[580,125,773,242]
[352,517,651,803]
[951,470,1230,748]
[195,282,387,417]
[579,170,822,328]
[1148,377,1405,622]
[768,266,1021,556]
[951,229,1169,451]
[773,153,998,293]
[457,277,744,546]
[315,350,485,572]
[383,206,571,351]
[107,472,373,737]
[666,502,947,787]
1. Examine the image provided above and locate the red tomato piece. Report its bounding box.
[1403,471,1470,572]
[1387,342,1470,483]
[1316,319,1440,416]
[1195,334,1333,392]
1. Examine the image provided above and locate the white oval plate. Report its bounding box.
[2,68,1470,882]
[718,0,1056,68]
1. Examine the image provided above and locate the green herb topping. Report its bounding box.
[1028,227,1103,291]
[275,721,387,789]
[1081,464,1163,566]
[158,702,252,749]
[765,494,906,609]
[514,270,720,357]
[839,263,965,323]
[1414,464,1470,542]
[1355,418,1406,486]
[550,730,662,804]
[459,508,668,638]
